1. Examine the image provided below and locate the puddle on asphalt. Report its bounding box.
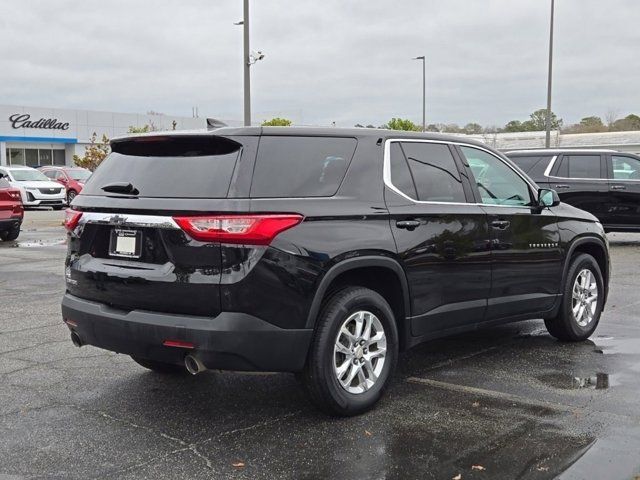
[537,372,611,390]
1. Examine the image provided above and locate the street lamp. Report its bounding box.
[236,0,265,127]
[545,0,555,148]
[413,56,426,132]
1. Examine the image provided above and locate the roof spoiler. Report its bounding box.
[206,118,228,130]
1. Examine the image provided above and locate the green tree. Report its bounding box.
[463,123,483,134]
[610,114,640,131]
[528,109,562,131]
[504,120,525,132]
[262,117,292,126]
[73,132,110,171]
[384,118,421,131]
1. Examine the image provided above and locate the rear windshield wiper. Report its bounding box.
[101,182,140,195]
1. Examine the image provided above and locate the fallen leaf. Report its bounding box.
[365,430,372,436]
[471,465,486,471]
[537,466,549,472]
[452,474,462,480]
[232,462,245,468]
[472,402,480,408]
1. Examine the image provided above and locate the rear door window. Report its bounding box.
[250,136,356,198]
[555,155,603,179]
[81,136,242,198]
[508,155,553,178]
[398,142,466,203]
[611,155,640,180]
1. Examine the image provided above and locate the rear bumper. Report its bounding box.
[61,293,313,372]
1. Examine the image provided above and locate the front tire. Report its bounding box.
[131,356,187,374]
[300,286,398,416]
[544,253,604,341]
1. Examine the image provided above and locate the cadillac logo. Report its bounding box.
[9,113,70,131]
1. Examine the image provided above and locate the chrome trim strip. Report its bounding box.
[78,212,180,229]
[383,138,538,208]
[543,155,558,177]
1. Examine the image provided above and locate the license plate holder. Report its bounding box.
[109,228,142,258]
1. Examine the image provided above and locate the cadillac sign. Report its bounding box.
[9,113,70,131]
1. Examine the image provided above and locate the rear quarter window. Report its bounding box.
[250,136,357,198]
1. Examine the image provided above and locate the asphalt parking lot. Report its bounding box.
[1,210,640,480]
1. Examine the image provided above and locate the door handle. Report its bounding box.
[491,220,510,230]
[555,184,570,189]
[396,220,421,230]
[610,185,627,190]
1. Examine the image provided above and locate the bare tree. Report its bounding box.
[605,109,620,129]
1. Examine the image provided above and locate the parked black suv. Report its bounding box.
[506,149,640,232]
[62,128,610,415]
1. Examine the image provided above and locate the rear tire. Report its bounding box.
[67,190,77,204]
[0,226,20,241]
[300,286,398,416]
[544,253,604,342]
[131,356,187,374]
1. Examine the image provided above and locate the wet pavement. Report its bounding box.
[1,210,640,479]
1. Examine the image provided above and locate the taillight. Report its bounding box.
[173,214,303,245]
[64,209,83,231]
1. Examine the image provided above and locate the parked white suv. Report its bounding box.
[0,166,66,209]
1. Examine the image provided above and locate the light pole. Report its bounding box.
[236,1,264,126]
[413,56,426,132]
[545,0,555,148]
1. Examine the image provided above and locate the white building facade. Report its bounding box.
[0,104,207,168]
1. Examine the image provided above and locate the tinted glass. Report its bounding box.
[400,142,465,203]
[389,142,418,199]
[509,155,553,178]
[83,148,241,198]
[251,136,356,198]
[25,149,38,166]
[67,169,92,181]
[557,155,602,179]
[612,155,640,180]
[53,150,65,166]
[9,149,24,166]
[461,146,532,206]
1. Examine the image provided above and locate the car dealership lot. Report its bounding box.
[1,210,640,479]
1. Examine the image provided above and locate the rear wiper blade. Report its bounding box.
[101,182,139,195]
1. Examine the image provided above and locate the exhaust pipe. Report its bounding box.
[184,354,207,375]
[70,331,83,348]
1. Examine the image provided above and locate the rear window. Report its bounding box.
[508,155,553,178]
[250,136,357,198]
[82,136,241,198]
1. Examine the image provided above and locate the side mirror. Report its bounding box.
[538,188,560,208]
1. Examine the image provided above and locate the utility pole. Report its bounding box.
[413,56,426,132]
[243,0,251,127]
[545,0,555,148]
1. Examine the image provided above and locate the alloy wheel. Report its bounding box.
[572,268,599,327]
[333,310,387,394]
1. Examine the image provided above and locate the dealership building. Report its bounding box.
[0,104,209,168]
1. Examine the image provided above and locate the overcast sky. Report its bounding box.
[1,0,639,128]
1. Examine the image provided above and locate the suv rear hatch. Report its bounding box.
[66,134,252,317]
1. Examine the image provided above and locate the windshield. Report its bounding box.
[67,169,92,181]
[10,169,50,182]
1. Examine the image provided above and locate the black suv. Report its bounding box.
[506,149,640,232]
[62,128,610,415]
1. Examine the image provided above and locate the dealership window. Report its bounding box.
[6,148,65,167]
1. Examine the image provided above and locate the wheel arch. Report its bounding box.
[305,256,411,347]
[563,236,609,305]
